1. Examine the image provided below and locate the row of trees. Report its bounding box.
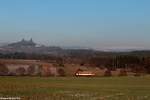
[0,51,150,75]
[89,55,150,74]
[0,63,38,76]
[0,63,66,76]
[0,52,60,61]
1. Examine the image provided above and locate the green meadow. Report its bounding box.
[0,76,150,100]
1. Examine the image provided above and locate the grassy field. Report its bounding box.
[0,76,150,100]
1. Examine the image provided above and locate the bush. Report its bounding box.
[134,73,141,77]
[104,69,112,76]
[59,63,64,67]
[119,69,127,76]
[80,63,84,66]
[16,67,26,76]
[36,65,42,76]
[8,72,16,76]
[45,67,52,77]
[76,68,83,72]
[57,68,65,76]
[0,63,9,76]
[27,65,35,76]
[40,66,54,77]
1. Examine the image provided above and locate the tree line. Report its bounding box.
[0,51,150,74]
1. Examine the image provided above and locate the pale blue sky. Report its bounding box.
[0,0,150,50]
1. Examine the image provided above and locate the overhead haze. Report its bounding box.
[0,0,150,50]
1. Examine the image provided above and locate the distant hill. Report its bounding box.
[0,39,150,58]
[0,39,62,55]
[7,38,36,47]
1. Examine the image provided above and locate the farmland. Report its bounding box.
[0,76,150,100]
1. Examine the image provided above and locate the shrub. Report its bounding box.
[57,68,65,76]
[76,68,83,72]
[8,72,16,76]
[45,67,52,77]
[36,65,42,76]
[59,63,64,67]
[16,67,26,76]
[80,63,84,66]
[0,63,9,76]
[41,66,53,77]
[119,69,127,76]
[134,73,141,77]
[27,65,35,76]
[104,69,112,76]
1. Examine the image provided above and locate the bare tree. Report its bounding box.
[104,69,112,77]
[119,69,127,76]
[0,63,9,76]
[57,68,65,76]
[27,65,35,76]
[41,66,52,77]
[16,67,26,76]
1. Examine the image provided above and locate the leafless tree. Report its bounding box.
[0,63,9,76]
[27,65,35,76]
[16,67,26,76]
[58,68,65,76]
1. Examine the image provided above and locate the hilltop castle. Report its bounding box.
[8,38,36,47]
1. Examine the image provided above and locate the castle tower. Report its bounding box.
[30,38,33,43]
[21,38,25,42]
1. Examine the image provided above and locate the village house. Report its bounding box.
[75,70,95,77]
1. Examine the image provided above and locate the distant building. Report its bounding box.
[75,70,95,77]
[8,38,36,47]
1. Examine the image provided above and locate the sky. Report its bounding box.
[0,0,150,50]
